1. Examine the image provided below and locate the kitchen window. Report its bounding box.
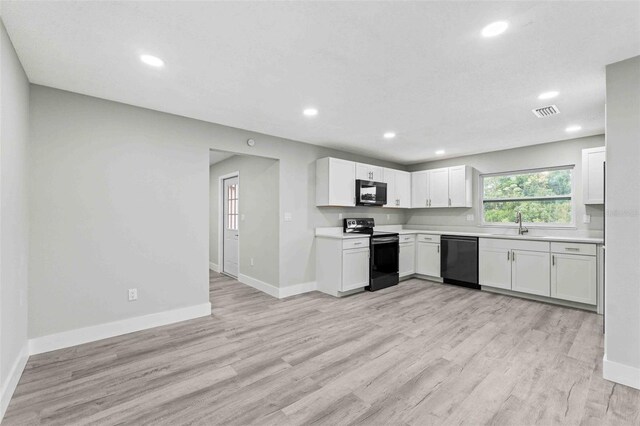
[481,166,574,226]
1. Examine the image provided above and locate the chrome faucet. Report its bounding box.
[515,212,528,235]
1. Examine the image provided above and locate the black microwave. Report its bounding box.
[355,179,387,206]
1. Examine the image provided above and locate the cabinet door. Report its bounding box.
[396,171,411,208]
[551,254,597,305]
[342,248,370,291]
[330,158,356,206]
[448,166,468,207]
[399,243,415,277]
[411,171,429,208]
[428,168,449,207]
[371,166,384,182]
[416,242,441,277]
[383,168,397,207]
[479,248,511,289]
[355,163,384,181]
[582,147,605,204]
[511,250,550,296]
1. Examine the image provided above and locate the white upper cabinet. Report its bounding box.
[411,171,429,208]
[448,166,473,207]
[428,168,450,207]
[384,168,411,208]
[410,165,473,209]
[582,146,605,204]
[356,163,384,182]
[316,157,356,207]
[395,171,411,208]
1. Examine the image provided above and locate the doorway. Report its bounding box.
[222,175,239,277]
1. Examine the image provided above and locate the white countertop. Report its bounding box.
[315,227,603,244]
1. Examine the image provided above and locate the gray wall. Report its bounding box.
[0,20,29,416]
[406,135,605,236]
[28,85,406,338]
[209,155,280,286]
[604,55,640,386]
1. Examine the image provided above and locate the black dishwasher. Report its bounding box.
[441,235,479,289]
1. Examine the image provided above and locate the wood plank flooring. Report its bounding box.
[4,272,640,425]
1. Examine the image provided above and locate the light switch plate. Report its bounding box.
[284,212,293,222]
[466,214,475,221]
[583,214,591,224]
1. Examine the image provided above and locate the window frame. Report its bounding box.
[479,165,576,229]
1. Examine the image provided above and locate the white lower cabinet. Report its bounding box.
[399,234,416,278]
[316,237,370,296]
[415,235,440,277]
[511,249,551,297]
[479,238,550,297]
[551,246,597,305]
[478,245,511,290]
[341,247,370,292]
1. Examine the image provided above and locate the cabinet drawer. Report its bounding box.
[400,234,416,243]
[417,234,440,243]
[550,242,596,256]
[343,238,369,250]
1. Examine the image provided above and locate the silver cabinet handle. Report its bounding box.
[507,251,510,261]
[437,245,440,253]
[512,251,515,262]
[552,255,555,266]
[448,198,452,206]
[565,247,580,252]
[353,242,363,245]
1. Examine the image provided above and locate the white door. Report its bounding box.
[329,158,356,206]
[448,166,467,207]
[223,176,239,277]
[396,171,411,208]
[551,254,597,305]
[511,250,550,296]
[411,171,429,208]
[428,168,449,207]
[479,247,512,289]
[384,168,397,207]
[399,243,416,277]
[416,242,440,277]
[341,248,370,291]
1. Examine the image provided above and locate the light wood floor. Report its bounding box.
[4,272,640,425]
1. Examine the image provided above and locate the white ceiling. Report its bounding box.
[2,1,639,164]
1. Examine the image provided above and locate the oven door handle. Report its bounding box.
[372,237,399,245]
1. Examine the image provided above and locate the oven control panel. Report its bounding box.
[343,218,375,233]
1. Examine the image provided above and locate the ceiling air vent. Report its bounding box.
[532,105,560,118]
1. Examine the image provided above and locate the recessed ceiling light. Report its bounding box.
[303,108,318,117]
[140,54,164,68]
[538,91,559,100]
[383,132,396,139]
[481,21,509,38]
[565,125,582,133]
[435,150,445,156]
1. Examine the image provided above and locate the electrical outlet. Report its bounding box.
[250,257,254,266]
[284,212,292,222]
[583,214,591,224]
[386,214,390,220]
[466,214,475,221]
[241,214,245,221]
[338,213,343,220]
[128,288,138,301]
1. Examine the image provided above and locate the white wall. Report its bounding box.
[209,155,280,286]
[604,55,640,389]
[28,85,406,340]
[0,19,30,419]
[406,135,605,237]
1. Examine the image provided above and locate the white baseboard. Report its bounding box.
[209,262,220,272]
[603,354,640,390]
[238,274,317,299]
[280,281,317,298]
[1,342,29,422]
[29,302,212,356]
[238,273,280,298]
